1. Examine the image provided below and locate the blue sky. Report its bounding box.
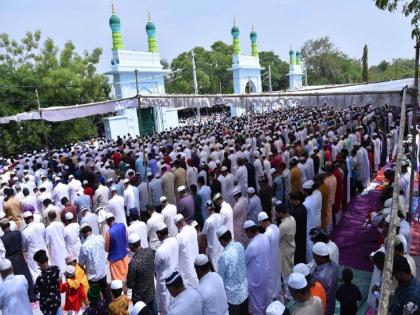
[1,0,415,73]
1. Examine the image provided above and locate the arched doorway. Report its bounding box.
[245,80,257,93]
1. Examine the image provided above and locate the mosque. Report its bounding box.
[102,2,303,139]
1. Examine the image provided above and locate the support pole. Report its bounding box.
[36,89,54,176]
[377,87,408,315]
[135,69,144,136]
[191,50,201,124]
[408,40,420,217]
[268,64,273,92]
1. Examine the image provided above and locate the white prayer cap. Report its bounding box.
[165,270,181,285]
[384,198,393,208]
[244,220,256,229]
[293,263,310,276]
[65,265,75,275]
[0,259,12,271]
[383,207,391,216]
[65,212,74,220]
[194,254,209,266]
[106,178,113,183]
[128,233,141,244]
[288,272,308,290]
[302,180,314,189]
[68,175,74,180]
[269,168,276,175]
[83,180,88,185]
[154,173,160,178]
[191,220,198,228]
[247,187,255,194]
[254,151,260,157]
[232,187,241,196]
[123,179,130,184]
[23,211,33,218]
[130,301,147,315]
[266,301,286,315]
[147,172,153,177]
[174,214,184,224]
[212,193,222,202]
[257,212,269,222]
[80,206,88,213]
[55,177,61,182]
[105,212,114,220]
[80,223,90,232]
[160,196,168,203]
[110,186,117,192]
[156,222,167,232]
[177,185,186,193]
[221,166,228,172]
[216,225,228,238]
[372,133,378,137]
[354,141,361,146]
[312,242,329,256]
[110,279,123,290]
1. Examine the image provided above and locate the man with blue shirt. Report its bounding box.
[216,226,249,315]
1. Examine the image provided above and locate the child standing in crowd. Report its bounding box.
[108,279,130,315]
[60,264,87,314]
[336,268,362,315]
[33,249,62,315]
[83,284,108,315]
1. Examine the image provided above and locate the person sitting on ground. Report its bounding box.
[336,267,362,315]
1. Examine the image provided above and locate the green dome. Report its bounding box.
[231,25,239,35]
[109,14,120,26]
[146,21,156,31]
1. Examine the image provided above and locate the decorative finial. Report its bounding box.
[233,17,236,26]
[252,24,255,32]
[112,0,116,15]
[148,11,152,22]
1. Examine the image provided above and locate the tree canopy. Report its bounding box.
[0,31,110,155]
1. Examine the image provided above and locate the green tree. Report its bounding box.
[0,31,110,155]
[301,36,362,85]
[258,51,289,91]
[362,44,369,82]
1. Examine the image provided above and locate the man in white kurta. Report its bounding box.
[202,202,223,271]
[94,182,109,211]
[52,178,69,208]
[63,212,81,258]
[234,162,248,197]
[161,197,178,238]
[147,205,164,250]
[155,223,179,315]
[166,271,202,315]
[194,254,229,315]
[21,212,47,281]
[214,193,234,239]
[372,134,382,172]
[67,175,82,204]
[244,220,270,315]
[45,211,68,275]
[221,167,235,206]
[302,180,322,262]
[258,212,281,300]
[174,214,199,289]
[355,143,370,188]
[127,215,148,249]
[108,187,127,226]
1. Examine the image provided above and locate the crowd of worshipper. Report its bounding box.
[0,104,419,315]
[178,111,230,127]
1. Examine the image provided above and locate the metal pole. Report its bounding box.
[135,69,144,136]
[408,40,419,217]
[36,89,54,176]
[268,64,273,92]
[377,87,408,315]
[191,50,201,123]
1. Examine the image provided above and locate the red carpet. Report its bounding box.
[410,220,420,256]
